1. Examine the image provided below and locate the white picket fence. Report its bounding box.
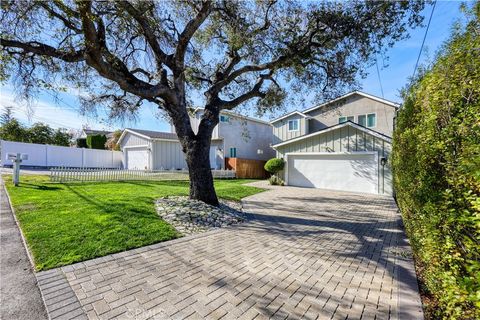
[0,140,123,168]
[50,167,236,182]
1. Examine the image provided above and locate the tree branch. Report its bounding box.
[221,73,272,110]
[175,1,213,69]
[116,0,174,70]
[0,39,85,62]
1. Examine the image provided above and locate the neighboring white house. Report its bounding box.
[117,129,187,170]
[173,108,275,167]
[270,91,399,195]
[119,110,275,170]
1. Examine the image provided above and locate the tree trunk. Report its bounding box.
[184,137,219,206]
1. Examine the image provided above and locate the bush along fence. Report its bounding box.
[50,167,235,183]
[391,6,479,320]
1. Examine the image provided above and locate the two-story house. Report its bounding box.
[177,108,275,169]
[117,109,274,171]
[270,91,399,195]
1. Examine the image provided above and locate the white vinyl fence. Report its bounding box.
[0,140,123,168]
[50,167,236,182]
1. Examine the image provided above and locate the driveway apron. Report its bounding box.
[36,184,423,320]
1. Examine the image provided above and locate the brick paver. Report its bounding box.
[36,184,423,319]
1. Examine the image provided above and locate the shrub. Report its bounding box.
[392,5,479,319]
[76,138,87,148]
[86,134,107,150]
[268,175,284,186]
[264,158,284,174]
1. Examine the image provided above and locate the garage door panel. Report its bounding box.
[126,148,149,170]
[288,153,377,194]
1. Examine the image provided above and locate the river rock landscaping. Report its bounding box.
[155,196,246,235]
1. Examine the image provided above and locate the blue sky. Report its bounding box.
[0,1,470,133]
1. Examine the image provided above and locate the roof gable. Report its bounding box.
[272,121,391,148]
[117,128,179,145]
[269,111,310,124]
[303,91,400,115]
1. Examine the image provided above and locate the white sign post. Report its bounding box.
[7,153,28,186]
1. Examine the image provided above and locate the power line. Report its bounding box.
[375,55,384,98]
[412,0,437,79]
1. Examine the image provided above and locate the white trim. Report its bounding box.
[122,144,149,149]
[269,111,310,124]
[302,91,400,115]
[193,107,270,125]
[287,119,300,132]
[272,121,391,148]
[285,151,379,194]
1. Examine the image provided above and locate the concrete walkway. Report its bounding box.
[0,180,48,320]
[36,185,423,320]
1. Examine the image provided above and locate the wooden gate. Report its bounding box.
[225,157,267,179]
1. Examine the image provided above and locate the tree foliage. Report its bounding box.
[86,134,106,150]
[105,130,122,151]
[392,4,480,319]
[264,158,284,174]
[0,0,426,204]
[0,108,72,146]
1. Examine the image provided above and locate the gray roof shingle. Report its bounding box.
[127,128,178,140]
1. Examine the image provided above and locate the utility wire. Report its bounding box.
[375,55,384,98]
[412,0,437,79]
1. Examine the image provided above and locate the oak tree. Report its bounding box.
[0,0,425,205]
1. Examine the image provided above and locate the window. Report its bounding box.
[229,147,237,158]
[367,113,376,128]
[338,116,354,124]
[220,115,230,122]
[357,113,376,128]
[358,115,366,126]
[288,119,299,131]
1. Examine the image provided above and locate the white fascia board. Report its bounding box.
[269,111,310,124]
[302,91,400,114]
[272,122,391,149]
[117,129,152,145]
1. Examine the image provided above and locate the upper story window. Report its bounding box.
[338,116,354,124]
[288,119,299,132]
[357,113,376,128]
[220,115,230,123]
[229,147,237,158]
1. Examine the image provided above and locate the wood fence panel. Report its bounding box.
[225,157,267,179]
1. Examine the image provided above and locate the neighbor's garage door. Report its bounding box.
[126,148,149,170]
[287,153,378,194]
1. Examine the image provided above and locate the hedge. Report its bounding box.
[264,158,284,174]
[391,4,479,319]
[86,134,107,150]
[76,138,87,148]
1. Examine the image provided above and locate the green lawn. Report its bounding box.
[3,175,264,271]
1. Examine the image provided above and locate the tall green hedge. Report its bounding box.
[86,134,107,150]
[392,4,479,319]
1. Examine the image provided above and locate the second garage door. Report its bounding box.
[126,148,149,170]
[287,153,378,194]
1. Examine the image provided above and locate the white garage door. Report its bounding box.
[287,153,378,194]
[126,148,149,170]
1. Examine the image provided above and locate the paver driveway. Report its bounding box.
[36,184,423,320]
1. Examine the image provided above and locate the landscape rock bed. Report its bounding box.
[155,196,246,236]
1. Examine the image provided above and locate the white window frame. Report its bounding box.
[220,115,230,123]
[288,119,300,132]
[357,113,376,128]
[338,116,354,124]
[366,113,376,128]
[229,147,237,158]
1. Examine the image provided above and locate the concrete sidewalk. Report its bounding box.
[0,179,47,320]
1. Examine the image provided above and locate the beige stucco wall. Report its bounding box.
[272,114,307,145]
[305,94,396,137]
[275,125,392,195]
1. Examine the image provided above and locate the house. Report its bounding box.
[171,108,275,169]
[117,129,186,170]
[80,129,113,139]
[118,110,274,171]
[270,91,399,195]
